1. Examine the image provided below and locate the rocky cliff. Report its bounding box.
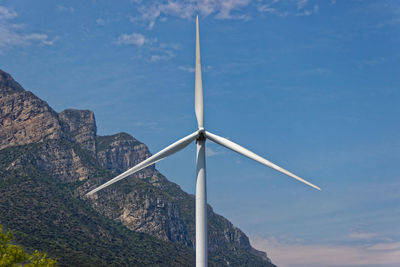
[0,69,275,266]
[59,109,97,156]
[0,71,62,150]
[96,133,154,175]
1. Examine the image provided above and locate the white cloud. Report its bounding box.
[128,0,323,28]
[21,33,55,45]
[116,33,153,46]
[96,18,108,26]
[257,0,318,17]
[359,57,388,67]
[314,4,319,13]
[297,0,308,10]
[121,0,322,62]
[131,0,253,29]
[149,50,175,62]
[0,5,55,48]
[206,147,222,157]
[57,5,75,13]
[0,6,17,20]
[149,42,181,62]
[214,0,251,20]
[258,5,277,14]
[257,0,282,15]
[251,237,400,267]
[178,64,211,72]
[115,31,180,62]
[295,4,318,16]
[178,65,195,72]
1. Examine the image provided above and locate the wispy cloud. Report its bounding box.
[257,0,284,16]
[297,0,308,10]
[251,237,400,267]
[0,5,55,49]
[295,4,318,16]
[57,5,75,13]
[149,42,181,62]
[96,18,108,26]
[130,0,252,29]
[115,32,180,62]
[149,50,175,62]
[178,65,195,72]
[214,0,252,20]
[0,6,17,20]
[257,0,318,17]
[122,0,322,62]
[358,57,388,68]
[178,65,212,72]
[116,32,155,46]
[206,146,223,157]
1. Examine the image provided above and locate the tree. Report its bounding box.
[0,225,57,267]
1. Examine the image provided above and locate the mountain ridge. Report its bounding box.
[0,69,276,266]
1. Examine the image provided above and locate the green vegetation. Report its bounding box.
[0,224,57,267]
[0,138,272,266]
[0,144,195,267]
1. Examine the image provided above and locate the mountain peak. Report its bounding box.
[0,69,25,94]
[0,70,62,150]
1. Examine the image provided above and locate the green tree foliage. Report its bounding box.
[0,225,57,267]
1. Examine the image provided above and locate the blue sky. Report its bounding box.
[1,0,400,266]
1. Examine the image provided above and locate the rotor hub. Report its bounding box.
[197,128,206,141]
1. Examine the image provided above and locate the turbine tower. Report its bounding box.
[87,16,321,267]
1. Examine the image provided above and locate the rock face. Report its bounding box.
[0,72,62,150]
[59,109,97,156]
[96,133,154,175]
[0,69,275,266]
[99,172,195,247]
[6,140,96,183]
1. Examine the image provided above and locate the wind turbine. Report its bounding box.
[87,16,321,267]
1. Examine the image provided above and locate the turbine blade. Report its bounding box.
[195,15,204,129]
[87,131,199,195]
[205,131,321,191]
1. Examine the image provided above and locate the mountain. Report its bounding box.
[0,69,276,266]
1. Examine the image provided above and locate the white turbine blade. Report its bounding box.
[87,131,199,195]
[205,131,321,191]
[195,15,204,129]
